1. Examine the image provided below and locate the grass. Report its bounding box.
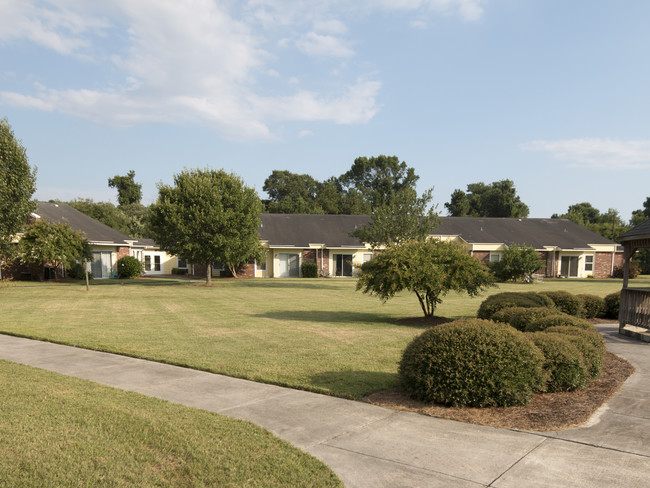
[0,360,342,487]
[0,276,644,399]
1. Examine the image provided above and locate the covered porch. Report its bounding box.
[618,219,650,342]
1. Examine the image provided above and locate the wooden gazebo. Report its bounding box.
[618,218,650,341]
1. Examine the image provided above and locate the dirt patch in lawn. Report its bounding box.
[364,352,634,431]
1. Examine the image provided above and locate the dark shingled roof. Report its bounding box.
[434,217,617,249]
[35,202,131,245]
[260,214,370,248]
[619,218,650,241]
[259,214,618,250]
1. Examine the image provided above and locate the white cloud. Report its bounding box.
[520,138,650,170]
[298,130,314,137]
[295,32,354,57]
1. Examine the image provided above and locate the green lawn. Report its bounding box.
[1,275,642,399]
[0,360,342,487]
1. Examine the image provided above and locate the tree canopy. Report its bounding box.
[445,180,529,218]
[108,170,142,206]
[149,168,263,283]
[357,240,494,318]
[0,118,37,258]
[19,219,91,280]
[489,244,543,282]
[552,202,627,241]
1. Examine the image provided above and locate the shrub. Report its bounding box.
[171,268,188,275]
[491,307,562,332]
[613,263,641,279]
[528,332,590,392]
[477,292,555,320]
[301,261,318,278]
[488,244,543,282]
[399,318,545,407]
[116,256,143,279]
[526,314,594,333]
[577,294,606,318]
[67,263,86,280]
[544,326,606,377]
[603,292,620,319]
[539,291,584,317]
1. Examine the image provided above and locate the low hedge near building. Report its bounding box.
[476,292,555,320]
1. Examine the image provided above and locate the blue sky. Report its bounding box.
[2,0,649,221]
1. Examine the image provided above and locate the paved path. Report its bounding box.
[1,324,649,487]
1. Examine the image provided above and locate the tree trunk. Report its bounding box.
[230,265,238,278]
[206,262,212,285]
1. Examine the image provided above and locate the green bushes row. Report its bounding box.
[478,290,620,320]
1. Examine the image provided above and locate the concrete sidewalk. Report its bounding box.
[0,324,649,487]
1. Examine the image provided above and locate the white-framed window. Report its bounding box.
[256,258,266,271]
[584,255,594,272]
[489,252,501,263]
[177,258,188,269]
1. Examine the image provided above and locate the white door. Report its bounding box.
[278,253,300,277]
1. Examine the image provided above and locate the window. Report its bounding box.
[334,254,353,277]
[489,252,501,263]
[177,258,187,268]
[362,252,373,264]
[585,255,594,272]
[256,259,266,271]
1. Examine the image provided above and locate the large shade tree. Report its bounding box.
[19,219,91,280]
[357,240,494,318]
[0,118,37,262]
[149,168,263,283]
[445,180,529,218]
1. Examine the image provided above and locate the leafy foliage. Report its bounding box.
[117,256,143,279]
[491,306,562,332]
[489,243,543,282]
[476,292,554,320]
[603,292,620,319]
[577,294,605,319]
[19,219,91,279]
[0,118,37,258]
[544,326,606,378]
[301,261,318,278]
[149,168,263,283]
[539,291,584,316]
[552,202,628,240]
[613,263,641,279]
[108,170,142,206]
[357,240,494,317]
[528,332,590,392]
[399,319,545,407]
[445,179,529,218]
[525,314,594,333]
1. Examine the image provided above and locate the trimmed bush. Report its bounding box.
[67,263,93,280]
[577,294,606,319]
[613,263,641,279]
[526,314,594,333]
[477,292,555,320]
[171,268,188,275]
[539,291,584,317]
[301,261,318,278]
[604,292,620,319]
[399,319,545,407]
[117,256,143,279]
[544,326,606,377]
[491,307,562,332]
[528,332,590,392]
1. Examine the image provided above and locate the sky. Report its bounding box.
[1,0,649,221]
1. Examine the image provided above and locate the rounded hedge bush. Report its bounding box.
[604,292,620,319]
[544,326,605,378]
[527,332,590,392]
[301,261,318,278]
[399,318,545,407]
[491,307,563,332]
[577,293,606,319]
[539,291,584,317]
[477,292,555,320]
[525,314,594,333]
[67,263,87,280]
[117,256,143,279]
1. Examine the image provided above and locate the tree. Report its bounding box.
[489,244,543,282]
[19,219,91,280]
[446,180,529,218]
[339,155,419,212]
[630,197,650,226]
[67,198,150,238]
[357,240,494,318]
[0,118,37,260]
[350,187,439,248]
[149,168,263,283]
[262,170,322,214]
[553,203,628,241]
[108,170,142,206]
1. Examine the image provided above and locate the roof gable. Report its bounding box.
[619,218,650,241]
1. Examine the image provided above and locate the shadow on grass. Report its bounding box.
[252,310,396,325]
[309,370,398,399]
[237,279,354,290]
[83,278,194,287]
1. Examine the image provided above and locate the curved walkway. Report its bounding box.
[1,324,649,487]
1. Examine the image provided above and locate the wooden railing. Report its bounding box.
[619,288,650,330]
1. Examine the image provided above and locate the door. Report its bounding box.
[278,253,300,277]
[334,254,353,277]
[560,256,579,277]
[91,251,112,279]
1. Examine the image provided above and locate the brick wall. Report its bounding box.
[116,246,130,261]
[473,251,490,264]
[594,252,623,279]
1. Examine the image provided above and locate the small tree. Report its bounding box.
[20,219,91,280]
[490,244,543,282]
[357,240,494,318]
[149,168,263,284]
[108,170,142,206]
[0,118,37,264]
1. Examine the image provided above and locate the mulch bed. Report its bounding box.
[366,316,635,431]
